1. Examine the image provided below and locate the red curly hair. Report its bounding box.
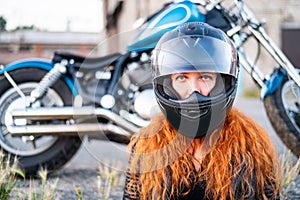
[126,108,281,199]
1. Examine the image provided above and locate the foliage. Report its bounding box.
[12,25,37,31]
[0,16,7,31]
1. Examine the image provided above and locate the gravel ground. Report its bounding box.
[8,139,127,200]
[8,166,300,200]
[284,176,300,200]
[10,167,125,200]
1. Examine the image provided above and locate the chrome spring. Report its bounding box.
[30,61,67,103]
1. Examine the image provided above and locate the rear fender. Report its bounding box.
[0,59,78,95]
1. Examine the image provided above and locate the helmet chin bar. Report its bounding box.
[179,106,209,119]
[166,97,228,138]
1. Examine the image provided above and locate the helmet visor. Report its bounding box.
[152,35,238,78]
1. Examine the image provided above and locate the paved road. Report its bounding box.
[12,97,294,200]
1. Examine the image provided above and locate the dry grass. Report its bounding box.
[280,149,300,198]
[0,151,24,200]
[1,150,298,199]
[13,168,59,200]
[97,160,125,200]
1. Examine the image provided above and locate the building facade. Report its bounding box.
[0,30,104,65]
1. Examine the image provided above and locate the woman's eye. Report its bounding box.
[201,74,213,81]
[176,75,186,81]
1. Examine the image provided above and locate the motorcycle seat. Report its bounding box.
[52,51,122,69]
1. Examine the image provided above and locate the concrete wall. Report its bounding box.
[0,30,104,65]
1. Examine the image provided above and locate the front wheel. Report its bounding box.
[264,75,300,157]
[0,68,82,177]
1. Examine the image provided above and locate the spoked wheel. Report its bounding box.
[0,68,82,177]
[264,75,300,157]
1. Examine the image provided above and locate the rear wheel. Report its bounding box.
[0,68,82,176]
[264,75,300,157]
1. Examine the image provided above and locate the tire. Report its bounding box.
[264,75,300,157]
[0,68,82,177]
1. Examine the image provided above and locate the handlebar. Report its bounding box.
[232,0,261,26]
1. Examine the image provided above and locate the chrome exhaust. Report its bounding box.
[8,123,130,136]
[8,123,131,144]
[11,106,140,133]
[12,106,107,120]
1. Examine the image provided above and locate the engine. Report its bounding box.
[112,52,160,125]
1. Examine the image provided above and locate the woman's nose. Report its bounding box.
[188,80,210,96]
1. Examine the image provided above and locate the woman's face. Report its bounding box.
[171,72,217,99]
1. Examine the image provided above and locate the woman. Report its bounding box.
[123,22,281,200]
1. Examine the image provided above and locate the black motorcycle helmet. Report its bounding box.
[152,22,238,138]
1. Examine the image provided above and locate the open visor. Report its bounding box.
[152,35,238,78]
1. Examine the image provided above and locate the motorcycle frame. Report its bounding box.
[223,0,300,99]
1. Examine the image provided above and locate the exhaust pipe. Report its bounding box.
[12,106,109,120]
[8,123,128,135]
[9,106,144,143]
[8,123,131,144]
[11,106,140,133]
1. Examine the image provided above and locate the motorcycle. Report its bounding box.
[0,0,299,177]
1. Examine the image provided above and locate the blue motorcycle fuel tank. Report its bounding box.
[127,0,205,52]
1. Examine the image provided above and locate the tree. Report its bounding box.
[13,25,36,31]
[0,16,7,31]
